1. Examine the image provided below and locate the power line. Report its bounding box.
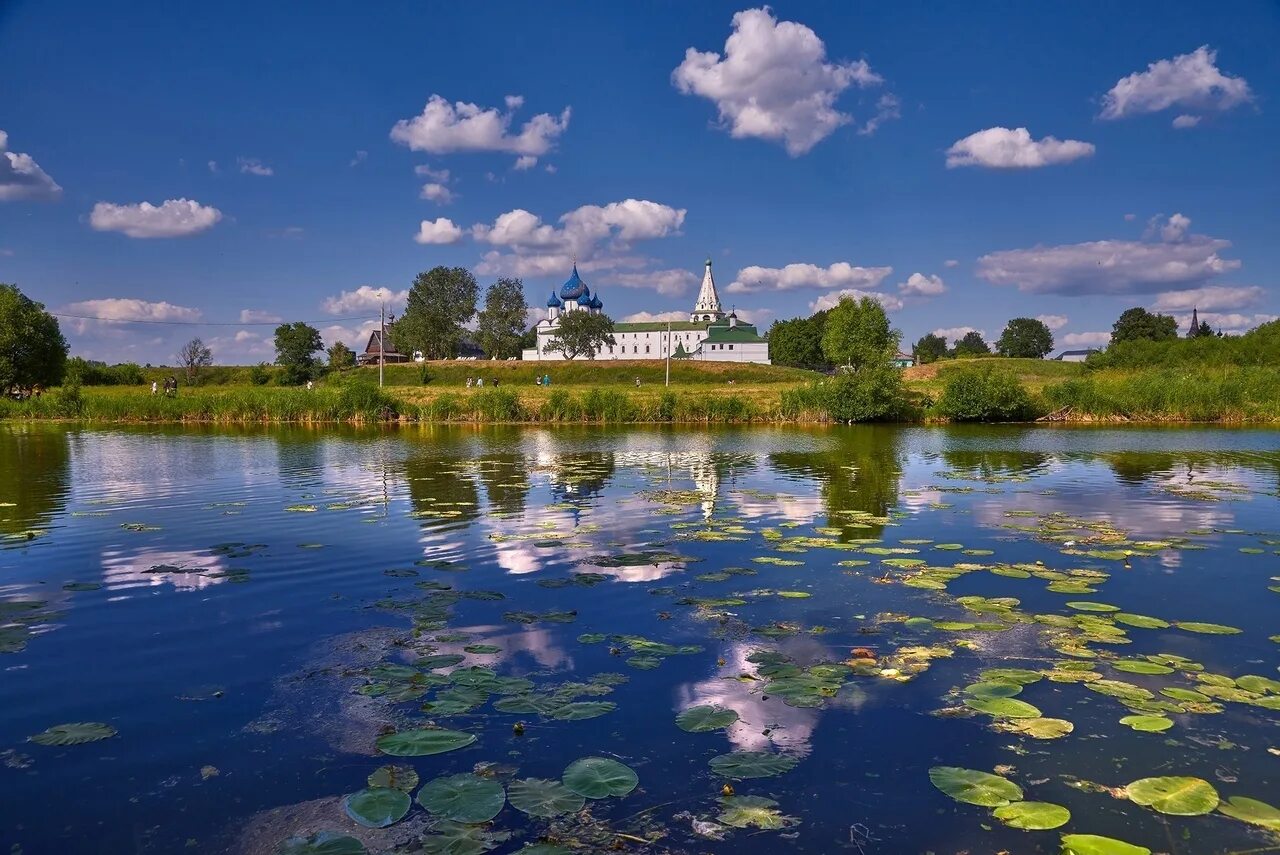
[49,312,375,326]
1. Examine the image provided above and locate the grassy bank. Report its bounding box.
[5,358,1280,424]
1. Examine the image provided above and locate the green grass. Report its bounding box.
[1041,367,1280,422]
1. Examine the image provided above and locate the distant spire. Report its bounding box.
[691,257,725,323]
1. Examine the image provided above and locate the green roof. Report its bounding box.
[701,325,765,344]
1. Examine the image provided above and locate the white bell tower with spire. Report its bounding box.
[690,257,725,323]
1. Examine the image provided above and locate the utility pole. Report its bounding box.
[665,321,671,387]
[379,303,385,389]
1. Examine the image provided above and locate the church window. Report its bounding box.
[645,345,650,353]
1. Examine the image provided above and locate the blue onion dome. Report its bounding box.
[576,291,592,306]
[546,292,562,308]
[589,295,603,309]
[559,264,588,300]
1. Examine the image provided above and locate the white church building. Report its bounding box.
[521,259,771,364]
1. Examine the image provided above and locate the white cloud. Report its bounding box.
[1100,46,1252,121]
[621,310,688,323]
[239,309,282,324]
[727,261,892,294]
[414,164,451,182]
[858,93,901,136]
[513,155,538,171]
[672,7,882,156]
[89,198,222,238]
[544,164,557,174]
[1036,314,1069,331]
[414,217,463,244]
[237,157,274,176]
[1172,311,1276,335]
[390,95,570,167]
[0,248,13,256]
[944,259,960,267]
[0,130,62,201]
[1124,213,1137,221]
[1172,114,1201,129]
[207,160,219,174]
[349,150,368,167]
[897,272,946,297]
[321,286,409,316]
[420,182,455,204]
[471,199,686,279]
[233,330,259,343]
[976,214,1239,296]
[60,298,202,334]
[504,95,524,110]
[945,127,1095,169]
[608,268,699,297]
[1152,285,1264,313]
[933,326,984,344]
[1062,331,1110,347]
[811,289,903,313]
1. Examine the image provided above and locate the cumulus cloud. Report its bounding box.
[471,199,686,281]
[976,214,1239,296]
[89,198,223,238]
[1179,312,1277,334]
[727,261,892,294]
[60,298,202,334]
[321,286,409,316]
[1172,114,1201,129]
[858,93,901,136]
[390,94,570,167]
[609,268,699,297]
[620,310,689,323]
[414,217,463,244]
[811,289,903,313]
[513,155,538,171]
[1152,285,1264,312]
[672,7,883,156]
[0,130,62,201]
[239,309,282,324]
[414,164,450,182]
[1062,331,1109,347]
[1036,314,1069,331]
[933,326,984,344]
[1100,46,1252,122]
[237,157,274,176]
[420,183,455,204]
[945,127,1095,169]
[897,272,946,297]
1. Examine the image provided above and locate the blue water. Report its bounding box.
[1,424,1277,854]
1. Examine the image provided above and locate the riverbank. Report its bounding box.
[4,360,1279,424]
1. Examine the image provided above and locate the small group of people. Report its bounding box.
[151,376,179,397]
[533,374,552,386]
[465,377,499,388]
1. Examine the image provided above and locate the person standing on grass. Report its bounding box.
[151,380,158,395]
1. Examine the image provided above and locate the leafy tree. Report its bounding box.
[326,341,355,369]
[823,363,907,422]
[769,312,830,370]
[820,296,899,370]
[936,366,1034,422]
[273,322,323,384]
[544,311,615,360]
[177,337,213,384]
[1192,320,1214,338]
[952,330,991,357]
[393,267,479,359]
[1111,307,1177,345]
[476,277,529,359]
[996,317,1054,358]
[0,283,68,396]
[913,333,947,364]
[519,327,538,351]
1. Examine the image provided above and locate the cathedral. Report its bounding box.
[521,259,771,363]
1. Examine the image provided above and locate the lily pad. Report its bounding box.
[28,722,117,746]
[1174,621,1242,635]
[675,705,740,732]
[367,765,419,792]
[928,766,1023,807]
[1125,776,1219,815]
[1005,717,1074,740]
[1119,715,1172,732]
[344,787,410,828]
[1217,796,1280,831]
[1113,613,1170,629]
[709,751,799,779]
[562,757,638,798]
[507,778,586,817]
[1060,834,1151,855]
[375,728,475,757]
[550,701,616,721]
[964,681,1023,699]
[278,832,368,854]
[963,697,1042,718]
[416,773,505,822]
[993,801,1070,830]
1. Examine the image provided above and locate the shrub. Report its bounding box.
[936,367,1034,421]
[823,365,906,422]
[248,363,272,386]
[541,389,583,421]
[469,388,523,421]
[581,388,637,422]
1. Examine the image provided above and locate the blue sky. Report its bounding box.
[2,0,1277,363]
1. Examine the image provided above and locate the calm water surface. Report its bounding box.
[1,425,1278,855]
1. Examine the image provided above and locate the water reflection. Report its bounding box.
[0,424,70,540]
[771,426,902,536]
